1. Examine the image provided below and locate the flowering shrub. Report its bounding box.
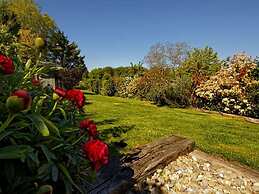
[0,41,109,193]
[196,53,259,117]
[113,76,131,97]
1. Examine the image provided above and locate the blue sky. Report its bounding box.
[36,0,259,70]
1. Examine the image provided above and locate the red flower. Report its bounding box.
[82,139,109,171]
[12,89,32,108]
[80,119,93,129]
[80,119,98,138]
[88,123,98,138]
[0,54,15,74]
[54,87,67,98]
[32,77,41,86]
[66,89,85,109]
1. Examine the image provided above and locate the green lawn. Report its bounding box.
[85,94,259,170]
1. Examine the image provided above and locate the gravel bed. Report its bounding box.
[146,153,259,194]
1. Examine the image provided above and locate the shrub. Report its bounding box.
[126,76,141,98]
[196,53,259,117]
[92,79,101,94]
[101,73,116,96]
[165,74,192,107]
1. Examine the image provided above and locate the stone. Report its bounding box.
[146,152,258,194]
[218,173,224,179]
[192,156,197,161]
[196,174,204,182]
[252,182,259,192]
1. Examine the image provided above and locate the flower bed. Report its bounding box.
[0,39,109,193]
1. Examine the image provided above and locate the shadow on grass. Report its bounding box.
[95,118,119,125]
[177,110,208,117]
[85,101,93,105]
[101,125,135,138]
[100,125,136,151]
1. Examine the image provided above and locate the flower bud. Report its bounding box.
[6,96,24,113]
[6,89,32,112]
[36,185,53,194]
[35,37,45,49]
[52,92,60,101]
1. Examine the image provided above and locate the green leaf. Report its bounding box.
[28,151,39,167]
[0,131,13,142]
[40,145,56,162]
[30,114,49,137]
[58,107,67,120]
[63,179,73,194]
[0,145,33,160]
[37,163,51,181]
[36,185,53,194]
[0,113,18,133]
[34,96,47,113]
[40,116,60,137]
[51,165,59,182]
[51,143,64,151]
[58,163,83,193]
[25,59,32,70]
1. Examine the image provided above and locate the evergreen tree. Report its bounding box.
[48,30,87,88]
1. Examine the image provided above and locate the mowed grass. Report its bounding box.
[85,94,259,170]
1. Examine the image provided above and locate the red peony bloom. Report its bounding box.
[11,89,32,110]
[82,139,109,171]
[80,119,93,129]
[0,54,15,74]
[32,78,41,86]
[66,89,85,109]
[54,87,67,98]
[88,123,98,138]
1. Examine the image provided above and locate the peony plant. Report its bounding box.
[0,37,109,194]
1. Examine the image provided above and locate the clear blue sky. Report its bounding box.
[36,0,259,70]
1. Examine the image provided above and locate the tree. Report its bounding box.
[47,30,87,88]
[182,46,222,90]
[129,61,146,77]
[145,42,190,68]
[6,0,56,38]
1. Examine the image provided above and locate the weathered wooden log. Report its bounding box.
[123,135,195,187]
[86,135,194,194]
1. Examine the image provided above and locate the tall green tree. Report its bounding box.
[5,0,56,38]
[182,46,222,89]
[48,30,87,88]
